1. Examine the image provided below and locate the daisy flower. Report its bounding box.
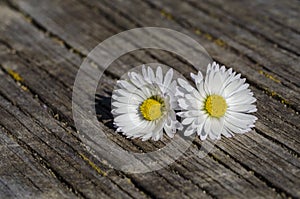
[111,65,183,141]
[176,62,257,140]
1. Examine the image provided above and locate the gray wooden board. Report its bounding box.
[0,127,78,199]
[0,0,299,198]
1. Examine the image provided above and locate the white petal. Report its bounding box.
[176,86,188,97]
[139,85,153,98]
[197,120,206,140]
[142,65,149,82]
[210,71,224,94]
[177,78,195,92]
[184,125,196,136]
[114,113,141,125]
[226,91,255,105]
[133,72,148,86]
[163,68,173,89]
[128,73,143,88]
[210,117,223,140]
[152,119,165,141]
[199,128,208,140]
[118,117,146,133]
[225,113,256,132]
[112,96,142,105]
[224,79,244,97]
[164,125,173,138]
[141,133,152,141]
[147,67,155,82]
[228,104,257,113]
[156,66,163,84]
[178,98,189,109]
[224,121,245,134]
[168,80,177,95]
[191,114,206,129]
[113,89,131,97]
[128,121,155,137]
[111,101,137,108]
[195,81,207,98]
[204,119,211,138]
[117,80,136,91]
[191,71,203,84]
[222,127,234,138]
[177,110,203,118]
[227,111,258,122]
[112,106,138,114]
[220,65,226,73]
[182,117,195,125]
[191,89,205,101]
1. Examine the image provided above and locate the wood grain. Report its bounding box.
[0,0,299,198]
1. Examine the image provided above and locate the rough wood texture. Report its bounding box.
[0,0,299,198]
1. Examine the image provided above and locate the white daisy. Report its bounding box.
[176,62,257,140]
[111,65,183,141]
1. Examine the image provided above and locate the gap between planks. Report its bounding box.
[1,1,298,197]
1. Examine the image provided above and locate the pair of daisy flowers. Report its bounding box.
[112,62,257,141]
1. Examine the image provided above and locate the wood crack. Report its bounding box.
[0,68,139,198]
[0,3,217,197]
[143,0,300,88]
[87,0,300,113]
[253,128,300,161]
[4,0,120,82]
[0,0,299,198]
[0,12,198,199]
[187,0,300,57]
[6,0,300,113]
[214,143,293,198]
[0,125,87,199]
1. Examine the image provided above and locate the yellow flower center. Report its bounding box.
[140,98,162,121]
[205,95,227,118]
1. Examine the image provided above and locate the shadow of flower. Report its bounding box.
[95,92,115,130]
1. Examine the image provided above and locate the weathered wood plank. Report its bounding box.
[0,6,280,199]
[0,74,152,199]
[0,6,216,199]
[0,128,78,198]
[145,0,300,77]
[77,0,300,151]
[206,0,300,34]
[98,0,300,109]
[184,0,299,57]
[0,97,108,198]
[0,52,152,199]
[5,0,300,177]
[0,0,299,198]
[5,0,298,125]
[0,35,274,198]
[16,0,299,113]
[188,0,300,56]
[19,0,299,155]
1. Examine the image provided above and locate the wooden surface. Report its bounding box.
[0,0,299,198]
